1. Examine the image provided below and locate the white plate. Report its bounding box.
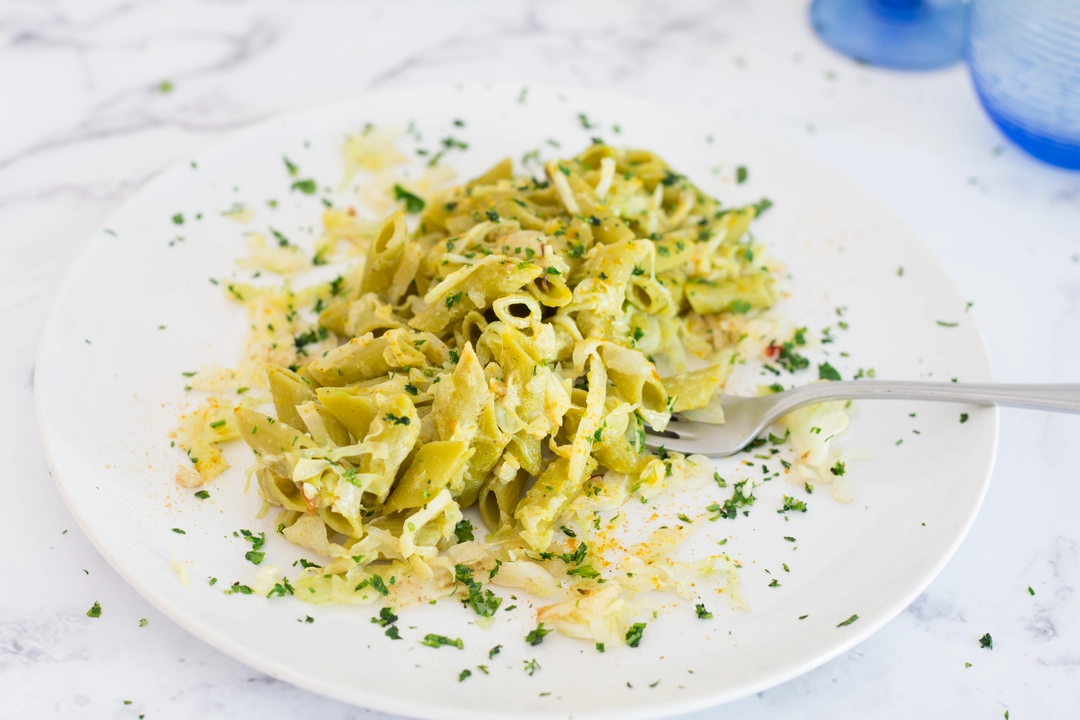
[36,84,997,720]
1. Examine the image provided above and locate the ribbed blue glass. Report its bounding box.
[967,0,1080,169]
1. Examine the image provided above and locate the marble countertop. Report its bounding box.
[3,1,1078,718]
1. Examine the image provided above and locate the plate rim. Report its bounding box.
[34,81,1001,720]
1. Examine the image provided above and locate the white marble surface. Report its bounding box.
[2,1,1078,718]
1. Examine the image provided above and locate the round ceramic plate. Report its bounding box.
[36,84,997,720]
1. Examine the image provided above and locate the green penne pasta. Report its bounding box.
[267,365,317,431]
[383,441,473,513]
[234,407,315,456]
[684,273,776,316]
[478,469,526,533]
[664,365,731,412]
[316,387,377,441]
[409,257,544,334]
[360,211,408,299]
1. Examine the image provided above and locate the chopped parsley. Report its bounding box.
[566,564,601,579]
[695,603,713,619]
[960,413,969,423]
[979,632,993,649]
[267,578,295,598]
[778,495,808,514]
[830,461,846,477]
[525,622,552,646]
[836,614,859,627]
[454,519,474,543]
[736,166,748,184]
[369,574,390,596]
[454,564,502,617]
[459,669,472,682]
[707,479,756,520]
[384,413,411,426]
[86,602,102,618]
[774,338,810,373]
[818,362,841,381]
[291,179,317,194]
[239,529,266,565]
[625,622,646,648]
[393,185,425,213]
[269,227,290,247]
[371,607,398,627]
[421,634,463,649]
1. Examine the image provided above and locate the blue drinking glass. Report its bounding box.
[810,0,971,70]
[966,0,1080,169]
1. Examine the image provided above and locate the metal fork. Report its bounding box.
[644,382,1080,457]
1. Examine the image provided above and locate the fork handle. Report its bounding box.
[774,382,1080,415]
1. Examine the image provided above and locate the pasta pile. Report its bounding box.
[177,143,785,641]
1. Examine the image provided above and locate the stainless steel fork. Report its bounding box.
[644,382,1080,457]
